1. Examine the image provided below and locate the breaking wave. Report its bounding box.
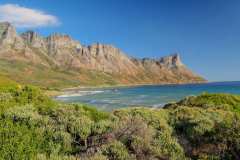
[57,90,104,98]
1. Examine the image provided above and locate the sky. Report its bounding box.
[0,0,239,81]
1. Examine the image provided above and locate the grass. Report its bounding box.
[0,74,18,87]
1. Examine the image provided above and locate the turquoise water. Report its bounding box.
[56,81,240,110]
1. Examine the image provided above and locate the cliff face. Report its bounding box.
[0,22,206,87]
[0,22,25,49]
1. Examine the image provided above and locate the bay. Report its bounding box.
[56,81,240,111]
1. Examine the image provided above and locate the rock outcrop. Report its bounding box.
[0,22,206,86]
[0,22,24,49]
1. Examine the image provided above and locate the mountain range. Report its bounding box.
[0,22,206,88]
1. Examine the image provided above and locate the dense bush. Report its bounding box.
[0,87,239,160]
[175,93,240,113]
[167,93,240,159]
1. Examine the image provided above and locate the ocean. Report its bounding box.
[56,81,240,111]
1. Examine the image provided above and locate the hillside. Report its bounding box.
[0,85,239,159]
[0,22,206,88]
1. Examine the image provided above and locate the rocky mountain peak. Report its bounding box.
[46,33,81,53]
[159,53,184,68]
[47,33,72,41]
[88,43,123,57]
[21,31,46,49]
[21,31,40,42]
[0,22,24,48]
[0,22,12,35]
[0,22,206,85]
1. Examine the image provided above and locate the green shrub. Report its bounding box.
[177,93,240,113]
[0,87,239,159]
[0,119,39,159]
[102,141,131,160]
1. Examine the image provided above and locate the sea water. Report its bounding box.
[56,81,240,111]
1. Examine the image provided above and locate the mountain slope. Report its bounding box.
[0,22,206,88]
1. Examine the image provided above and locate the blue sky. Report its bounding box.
[0,0,239,81]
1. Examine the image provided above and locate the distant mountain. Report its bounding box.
[0,22,206,88]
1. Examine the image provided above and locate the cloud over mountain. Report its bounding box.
[0,4,60,28]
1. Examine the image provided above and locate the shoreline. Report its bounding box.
[51,81,208,98]
[50,80,240,98]
[60,80,240,92]
[52,81,240,111]
[62,81,208,92]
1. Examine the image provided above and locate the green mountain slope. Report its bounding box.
[0,74,18,87]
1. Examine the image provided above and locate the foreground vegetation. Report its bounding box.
[0,84,240,160]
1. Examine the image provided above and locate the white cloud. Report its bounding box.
[0,4,60,28]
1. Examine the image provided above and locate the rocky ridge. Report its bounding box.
[0,22,206,87]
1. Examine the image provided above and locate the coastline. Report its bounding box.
[62,81,208,92]
[47,80,240,98]
[52,80,240,98]
[60,80,240,93]
[49,81,240,111]
[52,81,208,98]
